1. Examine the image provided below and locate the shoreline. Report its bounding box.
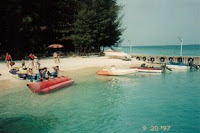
[0,56,145,82]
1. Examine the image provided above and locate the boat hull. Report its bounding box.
[97,69,138,76]
[27,76,74,93]
[166,65,188,70]
[104,49,131,60]
[131,67,163,73]
[9,69,27,80]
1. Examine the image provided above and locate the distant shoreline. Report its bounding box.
[121,44,200,47]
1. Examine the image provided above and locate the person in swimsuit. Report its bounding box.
[5,53,12,68]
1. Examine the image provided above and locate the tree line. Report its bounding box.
[0,0,124,59]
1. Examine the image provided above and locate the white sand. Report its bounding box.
[0,56,145,81]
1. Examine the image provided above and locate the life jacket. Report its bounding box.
[29,54,34,60]
[6,55,11,61]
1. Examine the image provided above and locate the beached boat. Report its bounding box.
[130,67,163,73]
[27,76,74,93]
[9,68,27,80]
[97,68,138,76]
[104,49,131,60]
[166,62,188,70]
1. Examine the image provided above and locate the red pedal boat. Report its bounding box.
[27,76,74,93]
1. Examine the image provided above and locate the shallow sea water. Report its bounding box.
[120,45,200,56]
[0,67,200,133]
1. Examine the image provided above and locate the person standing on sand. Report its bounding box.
[34,56,40,69]
[5,53,12,68]
[53,52,58,63]
[57,52,60,63]
[29,53,35,68]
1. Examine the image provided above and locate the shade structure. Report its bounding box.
[48,44,64,48]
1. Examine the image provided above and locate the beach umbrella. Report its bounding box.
[48,44,64,48]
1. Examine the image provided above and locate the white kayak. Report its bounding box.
[166,65,189,70]
[130,67,163,73]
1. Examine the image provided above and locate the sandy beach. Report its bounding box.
[0,56,145,82]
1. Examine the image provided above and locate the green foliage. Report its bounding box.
[71,0,124,54]
[0,0,124,58]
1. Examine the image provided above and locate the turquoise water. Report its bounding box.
[0,68,200,133]
[118,45,200,56]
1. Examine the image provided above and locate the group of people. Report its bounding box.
[27,53,40,69]
[6,52,60,69]
[5,53,40,69]
[27,66,60,82]
[5,52,61,82]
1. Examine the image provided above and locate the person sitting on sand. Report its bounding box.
[51,66,59,78]
[5,53,12,68]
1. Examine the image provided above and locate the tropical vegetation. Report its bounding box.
[0,0,124,59]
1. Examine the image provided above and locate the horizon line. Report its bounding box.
[120,44,200,47]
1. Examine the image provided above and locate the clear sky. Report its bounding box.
[117,0,200,46]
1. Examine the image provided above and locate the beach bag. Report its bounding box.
[10,61,15,66]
